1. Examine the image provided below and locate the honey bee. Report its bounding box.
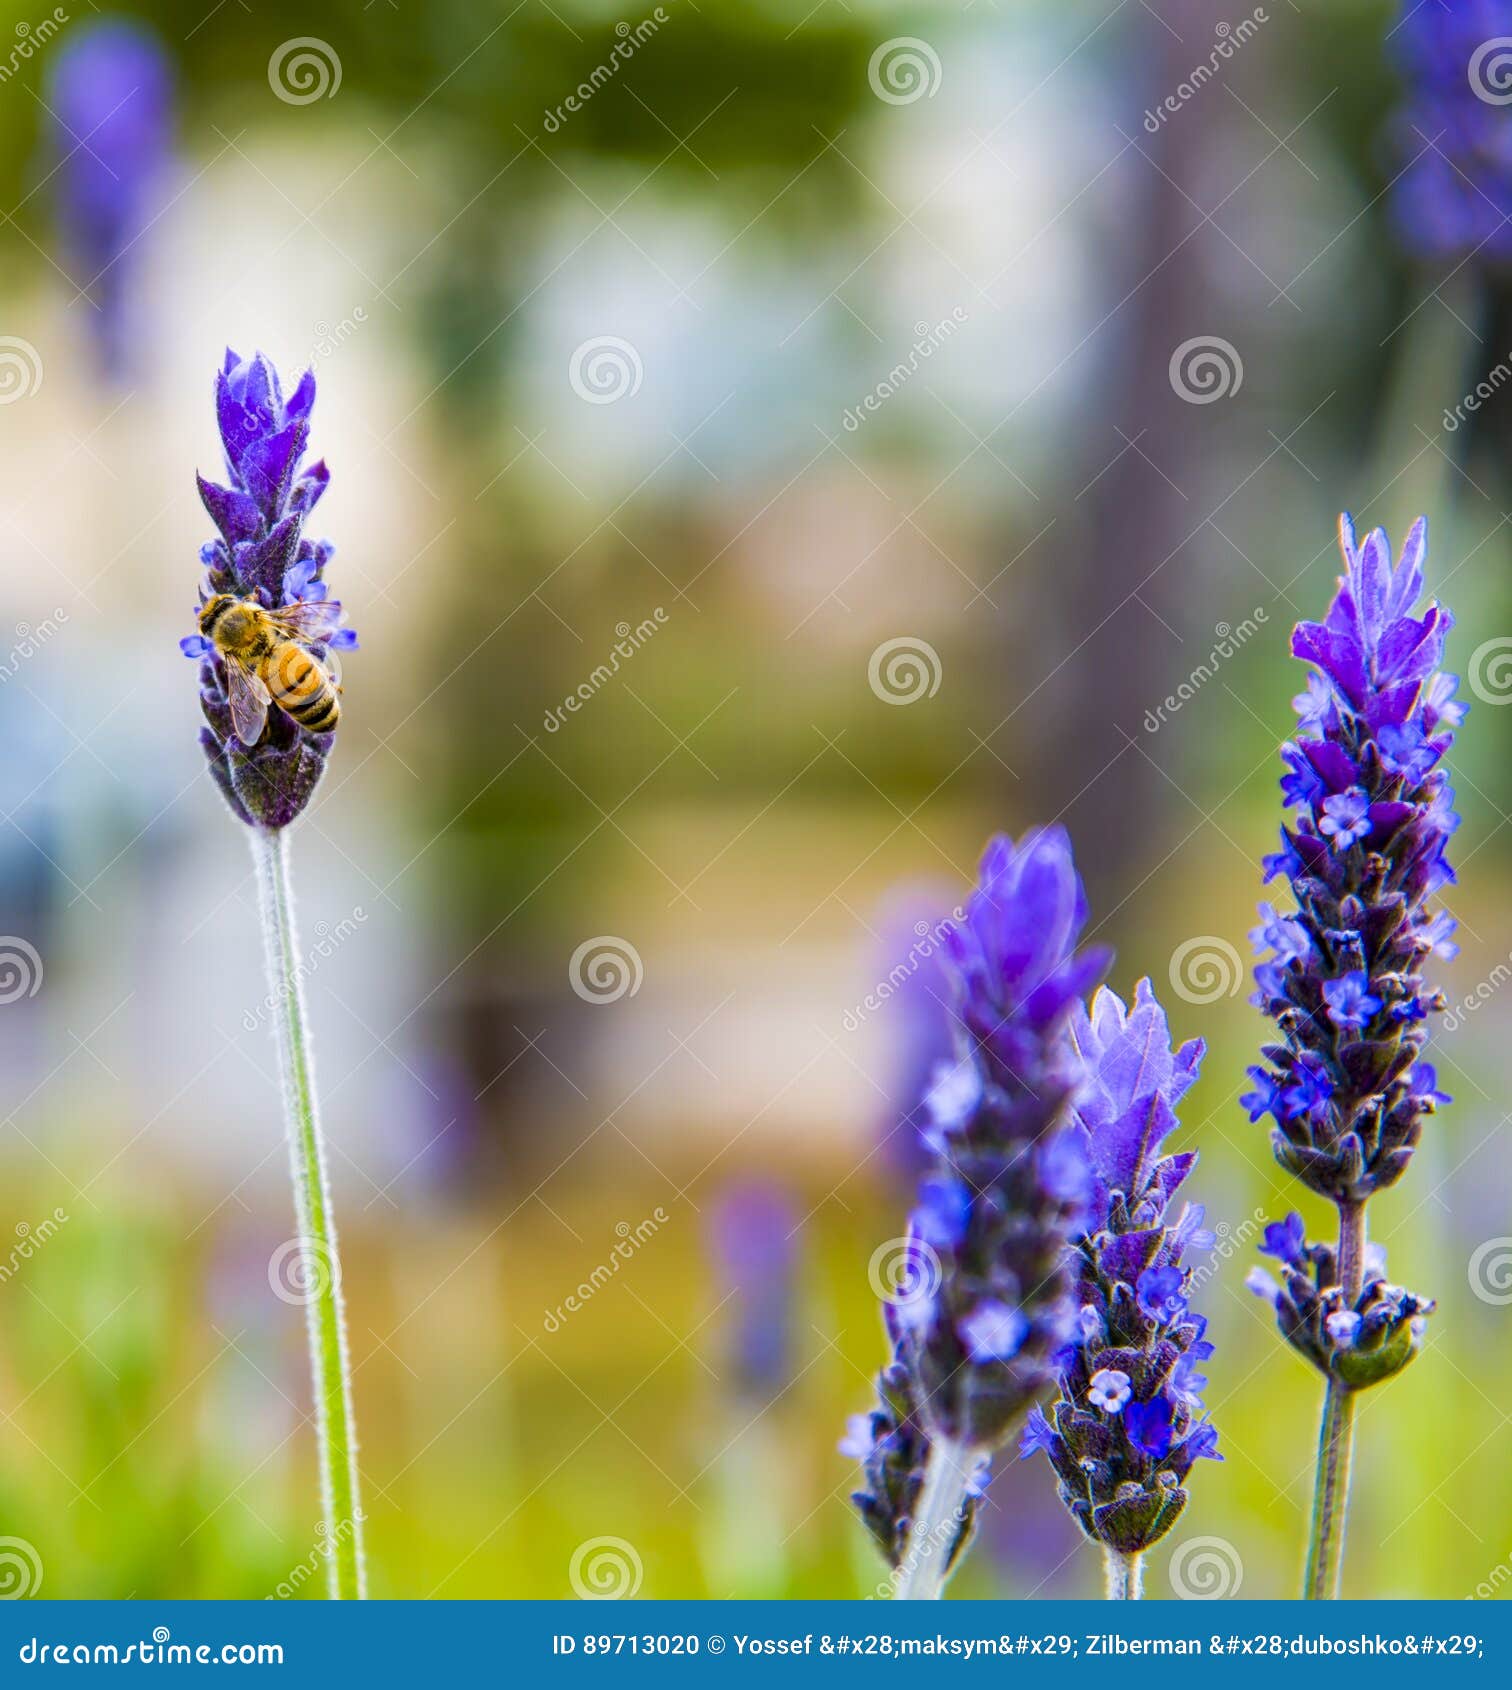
[197,594,347,744]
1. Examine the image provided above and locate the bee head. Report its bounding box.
[199,594,239,638]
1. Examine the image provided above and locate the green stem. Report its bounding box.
[251,826,366,1599]
[1104,1549,1144,1600]
[1303,1199,1364,1601]
[892,1437,974,1601]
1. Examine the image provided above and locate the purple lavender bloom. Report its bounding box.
[181,351,355,830]
[1020,979,1219,1558]
[1249,513,1451,1400]
[45,20,173,379]
[706,1181,799,1400]
[1250,515,1457,1207]
[849,829,1109,1568]
[1389,1,1512,262]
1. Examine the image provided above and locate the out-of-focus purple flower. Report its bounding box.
[184,350,355,830]
[1021,979,1220,1558]
[706,1180,799,1400]
[1389,1,1512,263]
[45,20,173,379]
[850,829,1107,1570]
[868,891,959,1182]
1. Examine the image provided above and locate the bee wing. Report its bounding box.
[268,599,346,643]
[224,656,271,746]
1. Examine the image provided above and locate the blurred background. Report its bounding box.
[1,0,1510,1600]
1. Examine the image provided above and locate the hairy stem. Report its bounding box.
[892,1437,973,1601]
[1304,1199,1364,1601]
[1104,1549,1144,1600]
[252,826,366,1599]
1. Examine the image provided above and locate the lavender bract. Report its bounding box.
[848,829,1109,1584]
[46,20,173,378]
[181,351,356,830]
[1021,981,1221,1563]
[1389,0,1512,262]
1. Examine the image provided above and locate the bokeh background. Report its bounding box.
[1,0,1510,1601]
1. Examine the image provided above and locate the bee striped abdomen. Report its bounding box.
[262,641,340,733]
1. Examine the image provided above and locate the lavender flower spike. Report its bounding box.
[848,829,1109,1598]
[1021,980,1220,1599]
[185,353,366,1595]
[1247,513,1456,1599]
[181,350,356,830]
